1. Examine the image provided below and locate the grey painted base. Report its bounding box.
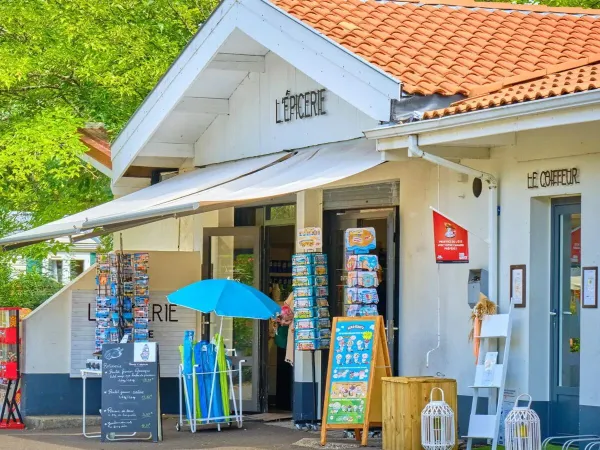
[22,373,179,416]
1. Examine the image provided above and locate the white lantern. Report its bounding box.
[421,387,456,450]
[504,394,541,450]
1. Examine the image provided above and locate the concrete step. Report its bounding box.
[24,415,101,430]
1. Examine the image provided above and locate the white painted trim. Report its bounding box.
[174,97,229,115]
[111,0,399,184]
[141,143,194,158]
[23,264,96,321]
[79,153,112,178]
[365,90,600,148]
[208,53,265,72]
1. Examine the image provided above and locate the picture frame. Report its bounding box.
[582,266,598,309]
[510,265,526,308]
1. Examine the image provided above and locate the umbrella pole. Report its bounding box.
[207,316,223,421]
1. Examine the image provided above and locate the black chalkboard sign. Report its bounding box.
[101,343,161,442]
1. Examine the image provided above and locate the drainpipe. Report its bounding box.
[407,135,499,305]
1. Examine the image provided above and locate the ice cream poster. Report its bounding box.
[297,227,322,252]
[432,209,469,263]
[326,319,375,425]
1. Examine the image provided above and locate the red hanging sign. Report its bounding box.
[433,210,469,263]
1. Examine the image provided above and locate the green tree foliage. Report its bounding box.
[481,0,599,9]
[0,0,219,307]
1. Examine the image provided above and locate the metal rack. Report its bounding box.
[0,308,24,429]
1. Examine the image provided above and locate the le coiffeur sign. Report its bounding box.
[432,208,469,263]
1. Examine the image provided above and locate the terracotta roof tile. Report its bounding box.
[272,0,600,96]
[424,63,600,118]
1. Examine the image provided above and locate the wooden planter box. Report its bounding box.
[382,376,458,450]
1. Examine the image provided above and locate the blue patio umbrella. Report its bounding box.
[167,279,281,320]
[168,279,281,425]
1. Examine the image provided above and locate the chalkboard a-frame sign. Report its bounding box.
[101,343,162,442]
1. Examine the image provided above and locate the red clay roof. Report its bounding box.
[79,127,112,170]
[423,63,600,118]
[271,0,600,101]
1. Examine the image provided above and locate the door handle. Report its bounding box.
[550,310,557,316]
[563,311,573,315]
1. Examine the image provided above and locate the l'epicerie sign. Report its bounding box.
[527,168,580,189]
[275,89,326,123]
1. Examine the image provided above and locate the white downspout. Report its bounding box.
[407,135,499,305]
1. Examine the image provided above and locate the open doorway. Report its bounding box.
[265,224,295,412]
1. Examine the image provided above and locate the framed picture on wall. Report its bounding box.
[582,266,598,309]
[510,265,526,308]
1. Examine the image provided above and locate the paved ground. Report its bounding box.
[0,419,382,450]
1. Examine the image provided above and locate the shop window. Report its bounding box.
[70,260,85,280]
[56,260,63,284]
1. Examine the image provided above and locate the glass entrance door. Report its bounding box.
[202,226,261,412]
[550,199,581,435]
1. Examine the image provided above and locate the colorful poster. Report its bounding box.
[326,319,376,425]
[432,209,469,263]
[344,228,376,254]
[571,227,581,264]
[296,227,322,252]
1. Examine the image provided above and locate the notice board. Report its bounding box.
[321,316,391,447]
[101,342,162,442]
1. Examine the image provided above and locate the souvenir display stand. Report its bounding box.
[321,315,391,447]
[0,308,24,429]
[293,227,331,430]
[168,279,280,433]
[95,252,149,353]
[344,228,380,317]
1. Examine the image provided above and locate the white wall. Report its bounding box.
[195,53,378,166]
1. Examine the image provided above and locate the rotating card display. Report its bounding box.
[292,253,331,350]
[344,228,380,317]
[95,253,149,353]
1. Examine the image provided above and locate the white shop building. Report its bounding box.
[3,0,600,438]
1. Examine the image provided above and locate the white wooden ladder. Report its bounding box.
[465,303,514,450]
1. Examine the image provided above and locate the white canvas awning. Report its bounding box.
[1,139,382,249]
[0,152,287,249]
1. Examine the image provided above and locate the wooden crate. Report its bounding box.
[382,376,458,450]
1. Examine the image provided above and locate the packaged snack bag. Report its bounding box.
[292,254,314,266]
[295,307,316,319]
[314,265,328,276]
[292,265,313,276]
[315,286,328,297]
[293,286,314,298]
[358,271,379,288]
[314,254,328,265]
[315,275,328,286]
[347,271,359,287]
[357,255,379,271]
[346,255,358,271]
[294,297,315,308]
[292,276,313,287]
[295,318,317,329]
[358,288,379,304]
[295,329,317,340]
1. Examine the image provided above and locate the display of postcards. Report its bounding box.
[134,308,148,319]
[123,281,135,295]
[295,307,316,319]
[345,288,379,304]
[314,254,327,265]
[123,328,133,339]
[317,307,330,318]
[135,275,149,286]
[315,286,328,297]
[134,318,149,329]
[293,286,314,298]
[122,312,134,328]
[95,327,110,339]
[135,286,149,296]
[295,329,317,340]
[315,275,328,286]
[135,296,150,307]
[110,312,120,327]
[319,328,332,339]
[294,297,315,308]
[296,339,318,351]
[314,264,328,276]
[122,297,133,312]
[110,282,118,296]
[134,252,149,265]
[95,308,110,319]
[318,317,331,328]
[295,318,317,329]
[109,327,120,342]
[96,317,111,328]
[97,273,109,287]
[292,265,313,276]
[96,296,110,308]
[292,254,314,266]
[134,329,149,341]
[292,276,313,287]
[109,296,119,311]
[95,339,105,352]
[316,297,329,307]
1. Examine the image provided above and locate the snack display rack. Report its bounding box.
[343,228,380,317]
[95,253,149,353]
[0,308,24,429]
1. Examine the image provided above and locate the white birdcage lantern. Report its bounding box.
[505,394,541,450]
[421,387,456,450]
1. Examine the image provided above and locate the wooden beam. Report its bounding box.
[174,97,229,115]
[141,142,194,158]
[208,53,265,72]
